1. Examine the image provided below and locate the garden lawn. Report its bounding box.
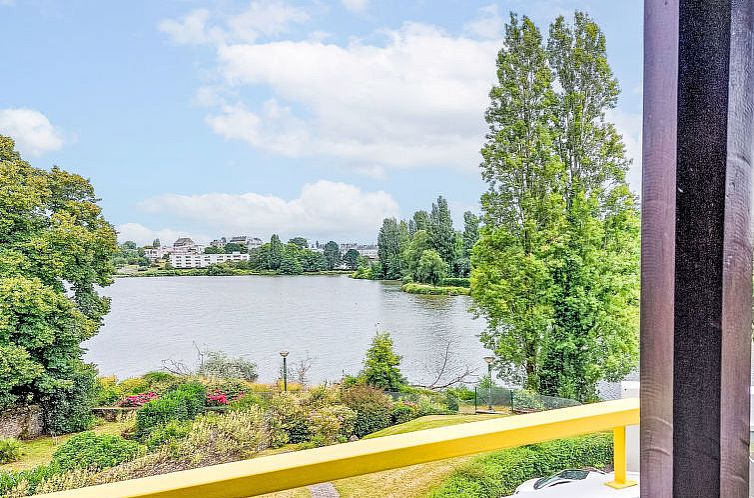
[334,413,507,498]
[0,420,132,472]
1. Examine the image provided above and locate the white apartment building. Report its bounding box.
[144,248,166,261]
[170,252,250,268]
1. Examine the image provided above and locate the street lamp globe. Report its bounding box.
[483,356,495,365]
[280,351,289,358]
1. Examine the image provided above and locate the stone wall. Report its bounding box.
[0,404,43,440]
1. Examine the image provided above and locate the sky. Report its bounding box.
[0,0,643,245]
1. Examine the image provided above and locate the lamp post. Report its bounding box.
[280,351,289,392]
[483,356,495,412]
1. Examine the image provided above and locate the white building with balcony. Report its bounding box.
[170,251,249,268]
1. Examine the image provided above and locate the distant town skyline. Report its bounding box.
[0,0,642,245]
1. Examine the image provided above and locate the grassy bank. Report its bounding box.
[333,414,505,498]
[401,283,471,296]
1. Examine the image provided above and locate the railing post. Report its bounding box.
[606,426,637,489]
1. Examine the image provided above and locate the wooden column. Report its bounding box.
[641,1,754,497]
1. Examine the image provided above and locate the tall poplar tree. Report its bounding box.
[471,14,561,390]
[471,12,639,400]
[428,196,456,267]
[538,12,639,401]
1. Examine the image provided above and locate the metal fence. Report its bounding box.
[473,386,580,413]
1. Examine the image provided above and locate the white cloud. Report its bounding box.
[137,180,400,241]
[0,108,64,156]
[116,223,205,246]
[208,22,499,171]
[341,0,368,14]
[159,1,309,46]
[463,4,504,39]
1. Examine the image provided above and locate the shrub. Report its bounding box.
[429,433,613,497]
[197,351,258,382]
[307,405,356,445]
[341,386,393,437]
[444,392,460,412]
[265,394,310,444]
[95,376,119,406]
[0,439,21,464]
[200,377,250,401]
[144,420,192,450]
[51,432,143,472]
[118,392,158,407]
[228,392,266,412]
[115,377,151,397]
[135,382,206,439]
[391,401,419,425]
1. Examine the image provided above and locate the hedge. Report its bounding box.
[440,277,471,288]
[401,283,471,296]
[428,433,613,497]
[135,382,206,439]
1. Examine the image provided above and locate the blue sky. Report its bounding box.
[0,0,642,245]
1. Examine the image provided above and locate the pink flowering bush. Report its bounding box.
[118,392,158,407]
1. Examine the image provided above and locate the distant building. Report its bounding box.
[144,248,166,261]
[210,237,227,248]
[171,238,204,254]
[356,245,378,260]
[170,252,250,268]
[227,235,263,249]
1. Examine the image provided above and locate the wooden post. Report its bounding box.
[641,0,754,497]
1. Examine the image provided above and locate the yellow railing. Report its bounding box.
[40,398,639,498]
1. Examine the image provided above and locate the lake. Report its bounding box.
[85,275,489,386]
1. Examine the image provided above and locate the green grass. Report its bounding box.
[0,420,132,472]
[334,413,507,498]
[364,414,504,439]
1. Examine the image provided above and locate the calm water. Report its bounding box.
[85,275,488,385]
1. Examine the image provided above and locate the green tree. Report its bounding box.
[288,237,308,249]
[538,12,639,401]
[462,211,480,256]
[428,196,456,267]
[361,332,406,391]
[223,242,246,254]
[342,249,360,270]
[204,246,222,254]
[323,241,341,270]
[377,218,404,279]
[0,136,117,431]
[278,250,303,275]
[267,234,284,270]
[401,229,431,281]
[409,210,430,236]
[471,13,639,401]
[416,249,448,286]
[298,249,327,272]
[471,14,564,391]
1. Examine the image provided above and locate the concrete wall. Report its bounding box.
[621,381,640,472]
[0,404,43,440]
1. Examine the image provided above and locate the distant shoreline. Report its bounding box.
[114,269,354,278]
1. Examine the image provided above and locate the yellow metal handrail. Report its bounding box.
[40,398,639,498]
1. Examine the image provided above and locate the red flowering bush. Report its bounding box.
[206,391,229,406]
[118,392,158,407]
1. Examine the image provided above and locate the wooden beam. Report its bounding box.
[642,1,754,496]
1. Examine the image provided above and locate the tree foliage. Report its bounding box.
[322,241,341,270]
[470,13,639,401]
[0,135,117,428]
[361,332,406,391]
